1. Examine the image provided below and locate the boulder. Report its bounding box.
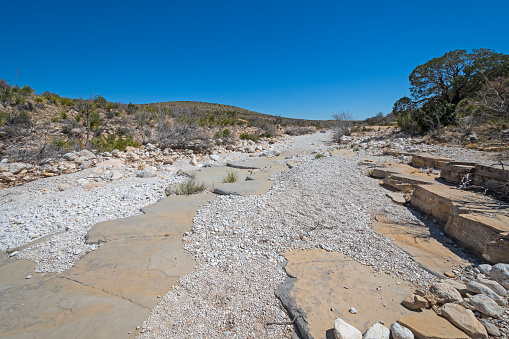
[333,318,361,339]
[468,294,505,318]
[476,278,506,297]
[9,162,30,174]
[390,322,414,339]
[466,281,507,306]
[363,323,390,339]
[78,149,95,159]
[478,264,492,276]
[478,319,501,337]
[80,161,93,169]
[402,294,428,310]
[429,283,463,304]
[489,263,509,289]
[440,303,488,339]
[63,152,77,161]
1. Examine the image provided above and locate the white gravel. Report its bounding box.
[139,133,439,338]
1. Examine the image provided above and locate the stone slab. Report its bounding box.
[281,249,414,338]
[398,309,470,339]
[372,220,467,277]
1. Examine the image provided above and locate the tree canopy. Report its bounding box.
[393,48,509,133]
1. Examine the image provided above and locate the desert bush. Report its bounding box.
[239,132,259,142]
[20,85,34,96]
[173,178,207,195]
[0,111,6,127]
[285,126,315,136]
[92,134,140,152]
[59,97,74,106]
[314,153,324,159]
[332,111,353,142]
[214,128,231,140]
[34,96,44,103]
[222,170,240,183]
[42,91,61,104]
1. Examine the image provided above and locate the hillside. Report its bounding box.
[0,80,333,165]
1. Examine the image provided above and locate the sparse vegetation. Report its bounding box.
[173,178,207,195]
[222,170,240,183]
[92,134,139,152]
[239,132,260,142]
[314,153,324,159]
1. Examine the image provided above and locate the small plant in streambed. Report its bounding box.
[314,153,324,159]
[367,169,374,177]
[222,170,240,183]
[172,178,207,195]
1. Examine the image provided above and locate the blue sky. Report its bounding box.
[1,0,508,120]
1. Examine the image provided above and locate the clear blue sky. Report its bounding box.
[1,0,508,120]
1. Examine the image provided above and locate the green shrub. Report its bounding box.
[0,111,6,127]
[94,96,107,105]
[6,111,31,126]
[20,85,34,96]
[239,132,260,142]
[51,138,70,148]
[15,96,26,105]
[60,111,68,120]
[42,91,61,104]
[92,134,139,152]
[89,111,103,128]
[222,170,240,183]
[59,97,74,106]
[173,178,207,195]
[34,96,44,103]
[314,153,324,159]
[214,128,231,139]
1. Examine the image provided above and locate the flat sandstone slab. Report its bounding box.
[281,249,414,337]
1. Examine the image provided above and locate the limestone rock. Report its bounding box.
[58,183,71,191]
[443,279,468,296]
[136,168,156,178]
[80,161,93,169]
[78,149,95,159]
[363,323,390,339]
[209,154,220,161]
[489,263,509,289]
[440,303,488,339]
[478,319,501,337]
[109,170,123,181]
[334,318,361,339]
[83,182,101,190]
[126,151,139,161]
[397,310,469,339]
[430,283,463,304]
[468,293,505,318]
[63,152,76,161]
[402,294,428,310]
[9,162,30,174]
[0,164,9,172]
[390,322,414,339]
[466,281,507,306]
[476,278,506,297]
[478,264,492,276]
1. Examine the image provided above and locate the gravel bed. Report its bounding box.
[0,149,265,273]
[139,151,438,338]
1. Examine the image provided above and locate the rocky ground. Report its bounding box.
[1,128,508,338]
